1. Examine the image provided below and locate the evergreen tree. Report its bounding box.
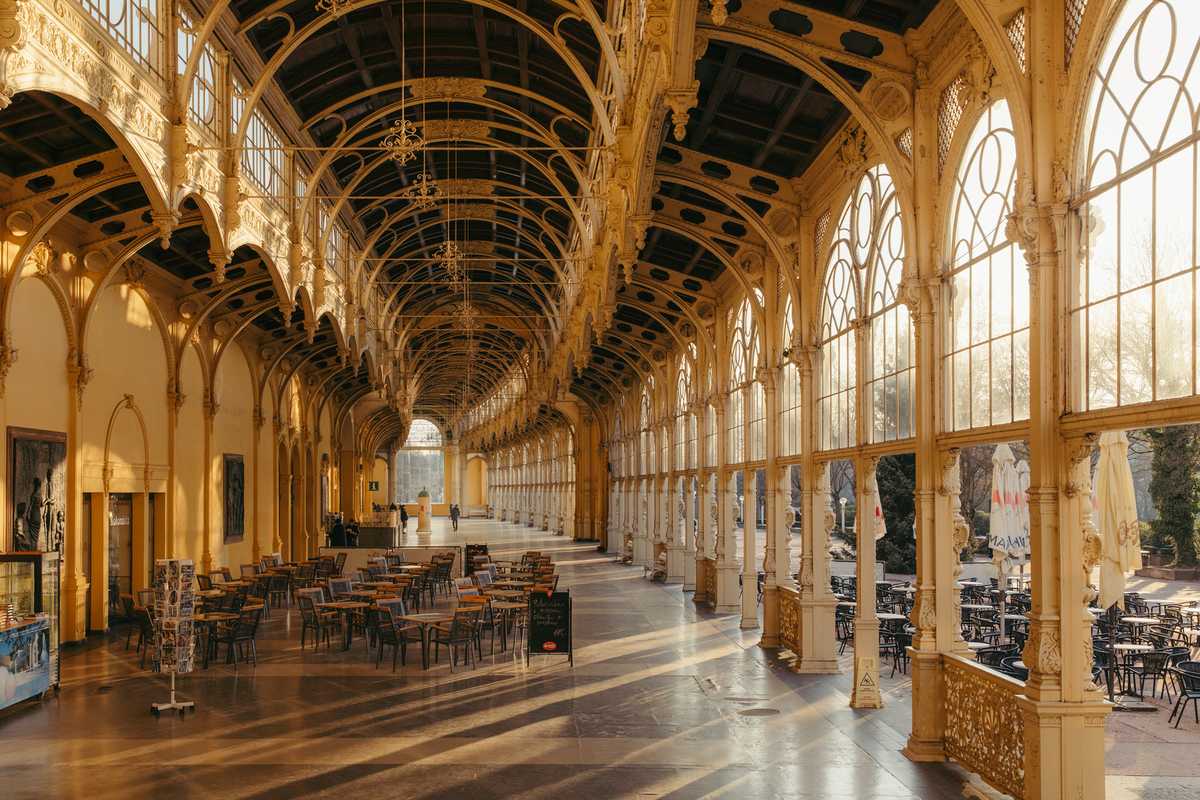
[1147,425,1200,568]
[876,453,916,573]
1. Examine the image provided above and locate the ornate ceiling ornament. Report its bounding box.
[402,172,437,210]
[422,119,490,141]
[381,118,423,165]
[837,127,869,179]
[314,0,353,18]
[408,77,487,99]
[436,240,464,283]
[710,0,728,25]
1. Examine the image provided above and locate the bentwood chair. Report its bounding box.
[1169,662,1200,728]
[296,590,337,651]
[432,609,481,672]
[375,599,418,671]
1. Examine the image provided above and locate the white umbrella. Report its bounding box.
[866,468,887,541]
[1015,459,1031,561]
[1095,430,1142,610]
[990,444,1025,562]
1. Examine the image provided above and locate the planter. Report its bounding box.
[1135,565,1200,581]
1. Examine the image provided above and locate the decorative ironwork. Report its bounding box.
[315,0,353,17]
[779,586,801,655]
[381,118,423,165]
[937,75,967,173]
[944,655,1026,799]
[403,173,437,210]
[1005,10,1028,73]
[436,240,464,283]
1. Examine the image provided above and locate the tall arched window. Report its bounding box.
[727,297,760,463]
[946,100,1028,429]
[395,418,445,503]
[863,166,913,442]
[1073,0,1200,409]
[819,188,862,451]
[780,295,802,456]
[639,386,652,475]
[819,165,911,448]
[675,353,692,468]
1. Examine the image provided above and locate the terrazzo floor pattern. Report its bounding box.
[0,518,1181,799]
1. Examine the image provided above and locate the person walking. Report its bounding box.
[450,503,460,532]
[399,504,409,534]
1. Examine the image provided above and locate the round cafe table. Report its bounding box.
[960,604,992,611]
[317,601,370,651]
[400,611,455,669]
[966,641,989,651]
[194,612,238,668]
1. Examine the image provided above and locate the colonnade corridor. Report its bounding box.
[0,517,965,800]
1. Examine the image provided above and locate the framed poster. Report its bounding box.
[223,454,245,543]
[7,428,67,553]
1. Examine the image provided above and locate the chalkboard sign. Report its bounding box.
[527,590,572,663]
[464,544,489,575]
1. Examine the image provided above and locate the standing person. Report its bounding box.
[450,503,460,532]
[330,515,347,547]
[399,504,409,535]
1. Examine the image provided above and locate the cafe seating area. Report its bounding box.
[119,548,560,676]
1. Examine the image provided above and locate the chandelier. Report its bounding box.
[436,240,464,283]
[402,172,437,210]
[381,118,422,164]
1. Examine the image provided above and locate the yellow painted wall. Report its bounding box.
[175,346,204,562]
[369,455,389,507]
[212,346,256,569]
[3,276,70,549]
[465,456,488,506]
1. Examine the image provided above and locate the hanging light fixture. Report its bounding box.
[403,172,437,209]
[381,0,422,164]
[436,240,464,283]
[381,118,422,164]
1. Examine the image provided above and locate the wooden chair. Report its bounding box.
[296,590,337,651]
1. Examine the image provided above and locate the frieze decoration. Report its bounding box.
[1022,623,1062,676]
[943,657,1026,799]
[837,126,869,179]
[16,4,165,146]
[408,77,487,99]
[421,118,491,141]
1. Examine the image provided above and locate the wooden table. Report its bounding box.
[317,601,370,651]
[485,589,524,600]
[194,612,239,667]
[490,600,526,651]
[400,612,455,669]
[493,580,532,589]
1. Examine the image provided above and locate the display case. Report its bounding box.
[0,552,61,710]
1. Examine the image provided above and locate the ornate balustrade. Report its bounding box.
[943,654,1026,799]
[779,585,800,655]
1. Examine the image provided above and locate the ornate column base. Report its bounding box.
[632,535,650,567]
[714,560,741,614]
[61,572,90,643]
[796,596,840,673]
[1018,695,1111,800]
[682,550,696,591]
[665,543,685,583]
[760,584,780,647]
[850,618,883,708]
[692,558,711,604]
[903,649,946,762]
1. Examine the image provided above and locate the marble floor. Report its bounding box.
[0,518,1193,799]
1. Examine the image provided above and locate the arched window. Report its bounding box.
[675,352,692,469]
[780,295,802,455]
[863,166,913,442]
[818,165,911,448]
[819,188,862,451]
[946,100,1028,429]
[639,386,652,475]
[727,297,759,464]
[1073,0,1200,409]
[395,418,445,503]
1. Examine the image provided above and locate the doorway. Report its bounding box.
[107,493,132,614]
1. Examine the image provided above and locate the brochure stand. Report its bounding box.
[150,558,196,717]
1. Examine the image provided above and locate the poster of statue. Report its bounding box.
[7,428,66,553]
[223,454,245,543]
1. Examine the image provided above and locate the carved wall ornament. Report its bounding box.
[28,239,55,274]
[5,209,33,236]
[665,85,699,142]
[868,80,911,124]
[837,127,869,179]
[123,262,146,288]
[710,0,728,25]
[959,36,996,109]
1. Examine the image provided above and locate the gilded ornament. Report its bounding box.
[380,118,423,165]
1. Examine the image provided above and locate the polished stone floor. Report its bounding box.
[0,518,1193,799]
